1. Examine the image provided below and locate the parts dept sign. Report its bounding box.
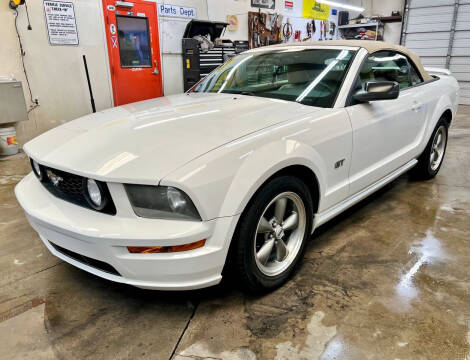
[158,3,197,19]
[43,1,79,45]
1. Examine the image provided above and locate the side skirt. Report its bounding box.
[312,159,418,232]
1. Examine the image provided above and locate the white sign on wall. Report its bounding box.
[251,0,275,10]
[43,1,79,46]
[158,4,197,19]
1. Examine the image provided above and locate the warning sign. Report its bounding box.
[43,1,79,46]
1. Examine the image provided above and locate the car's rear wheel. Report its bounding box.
[230,176,313,293]
[413,117,449,179]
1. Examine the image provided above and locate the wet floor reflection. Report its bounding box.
[321,335,345,360]
[396,230,447,306]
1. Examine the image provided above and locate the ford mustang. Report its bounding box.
[15,41,459,292]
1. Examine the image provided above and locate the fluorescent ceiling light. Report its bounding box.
[316,0,365,12]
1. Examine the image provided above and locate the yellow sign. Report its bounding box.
[302,0,330,20]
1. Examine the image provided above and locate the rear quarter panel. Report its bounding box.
[415,75,459,156]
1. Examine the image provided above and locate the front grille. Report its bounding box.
[50,242,121,277]
[39,166,116,215]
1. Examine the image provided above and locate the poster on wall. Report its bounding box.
[302,0,330,20]
[251,0,275,10]
[227,15,238,31]
[43,1,79,45]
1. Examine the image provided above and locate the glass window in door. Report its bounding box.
[116,15,151,67]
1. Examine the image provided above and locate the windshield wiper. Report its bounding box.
[240,91,255,96]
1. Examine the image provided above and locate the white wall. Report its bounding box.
[0,0,113,145]
[207,0,348,43]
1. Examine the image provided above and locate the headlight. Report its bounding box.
[125,185,201,221]
[83,178,109,210]
[30,159,42,180]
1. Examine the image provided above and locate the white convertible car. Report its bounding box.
[16,41,459,292]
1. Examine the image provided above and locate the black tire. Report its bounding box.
[229,175,313,293]
[412,117,449,180]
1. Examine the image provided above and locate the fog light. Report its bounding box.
[87,179,102,206]
[127,239,206,253]
[83,178,109,210]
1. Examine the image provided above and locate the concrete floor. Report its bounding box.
[1,106,469,360]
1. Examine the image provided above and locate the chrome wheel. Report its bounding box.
[430,125,447,171]
[254,192,307,277]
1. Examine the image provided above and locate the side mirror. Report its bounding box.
[353,81,400,102]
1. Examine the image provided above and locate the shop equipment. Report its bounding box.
[0,79,28,125]
[182,20,236,91]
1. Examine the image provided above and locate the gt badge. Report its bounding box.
[334,159,345,169]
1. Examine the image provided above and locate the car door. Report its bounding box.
[103,0,163,106]
[346,50,426,195]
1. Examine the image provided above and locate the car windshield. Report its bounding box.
[190,48,356,108]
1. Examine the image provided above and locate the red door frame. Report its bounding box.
[103,0,163,106]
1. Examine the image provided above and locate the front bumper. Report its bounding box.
[15,173,239,290]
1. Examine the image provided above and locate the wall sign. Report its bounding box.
[302,0,330,20]
[158,4,197,18]
[285,1,293,8]
[43,1,79,45]
[251,0,275,10]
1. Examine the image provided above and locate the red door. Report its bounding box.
[103,0,163,106]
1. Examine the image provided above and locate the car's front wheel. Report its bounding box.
[230,176,313,293]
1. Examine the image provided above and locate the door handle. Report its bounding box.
[151,60,159,75]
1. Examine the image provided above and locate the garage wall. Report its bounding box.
[207,0,364,43]
[362,0,405,44]
[453,1,470,105]
[402,0,470,105]
[0,0,210,145]
[0,0,113,145]
[2,0,398,145]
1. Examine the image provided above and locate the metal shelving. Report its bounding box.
[338,21,384,41]
[338,21,383,29]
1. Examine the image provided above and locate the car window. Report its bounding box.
[191,48,356,108]
[358,50,422,91]
[409,63,423,86]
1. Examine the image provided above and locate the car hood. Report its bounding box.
[24,93,318,184]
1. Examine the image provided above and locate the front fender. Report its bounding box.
[218,139,325,218]
[160,138,326,221]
